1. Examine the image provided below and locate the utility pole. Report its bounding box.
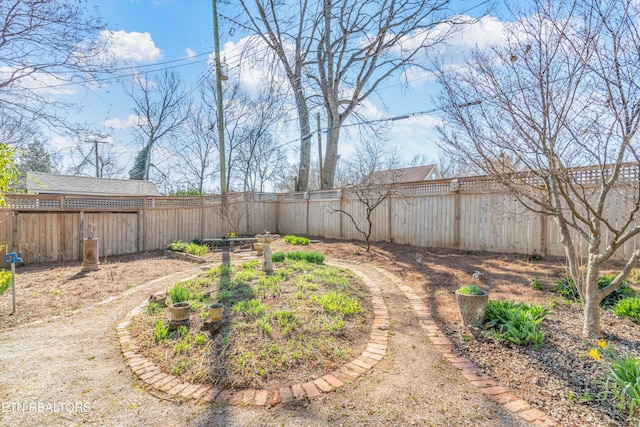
[212,0,226,194]
[81,134,110,177]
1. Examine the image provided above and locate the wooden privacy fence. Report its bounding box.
[1,167,639,267]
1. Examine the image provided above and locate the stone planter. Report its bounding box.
[208,303,224,322]
[169,302,191,322]
[149,292,167,306]
[81,238,100,272]
[455,290,488,327]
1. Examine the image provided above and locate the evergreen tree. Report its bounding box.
[19,140,53,174]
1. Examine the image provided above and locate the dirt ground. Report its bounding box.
[0,240,637,426]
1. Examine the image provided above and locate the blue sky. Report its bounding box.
[52,0,511,182]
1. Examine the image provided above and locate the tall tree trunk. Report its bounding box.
[322,122,340,189]
[582,278,601,338]
[295,100,311,191]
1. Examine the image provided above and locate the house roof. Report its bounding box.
[26,172,162,196]
[368,165,441,184]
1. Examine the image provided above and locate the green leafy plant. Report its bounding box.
[321,291,362,316]
[551,273,636,308]
[185,242,207,256]
[613,297,640,323]
[167,240,189,252]
[153,320,169,343]
[457,284,484,295]
[146,301,164,315]
[591,341,640,417]
[169,283,189,303]
[0,270,13,295]
[284,235,310,245]
[283,251,325,264]
[167,240,208,256]
[273,310,298,334]
[485,300,548,347]
[255,315,273,336]
[271,252,286,262]
[232,299,267,317]
[530,276,543,291]
[194,333,208,346]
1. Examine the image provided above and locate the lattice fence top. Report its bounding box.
[3,163,636,211]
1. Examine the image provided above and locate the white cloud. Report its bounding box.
[103,114,141,130]
[100,30,163,63]
[184,48,196,59]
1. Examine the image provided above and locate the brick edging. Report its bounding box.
[117,261,389,406]
[368,265,558,427]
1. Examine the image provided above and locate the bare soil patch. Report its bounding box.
[0,250,222,332]
[305,238,640,426]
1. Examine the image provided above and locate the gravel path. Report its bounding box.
[0,259,530,427]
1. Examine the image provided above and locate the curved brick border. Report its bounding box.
[117,261,389,406]
[365,264,558,427]
[118,259,558,424]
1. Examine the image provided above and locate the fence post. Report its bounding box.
[12,211,18,253]
[201,195,205,241]
[79,211,84,261]
[451,179,461,250]
[540,213,548,257]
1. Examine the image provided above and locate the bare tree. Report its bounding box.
[437,0,640,338]
[332,137,402,251]
[173,104,219,193]
[0,0,106,133]
[231,0,320,192]
[232,0,472,190]
[125,70,190,181]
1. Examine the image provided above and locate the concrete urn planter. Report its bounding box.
[208,303,224,322]
[455,289,489,327]
[169,302,191,322]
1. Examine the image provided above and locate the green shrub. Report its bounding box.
[284,235,310,245]
[0,270,11,296]
[321,291,362,316]
[458,285,483,295]
[485,300,548,348]
[551,274,636,309]
[613,297,640,323]
[153,320,169,343]
[272,252,286,262]
[169,283,189,303]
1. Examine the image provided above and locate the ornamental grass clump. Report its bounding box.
[485,300,548,348]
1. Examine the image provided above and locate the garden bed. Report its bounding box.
[128,256,373,390]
